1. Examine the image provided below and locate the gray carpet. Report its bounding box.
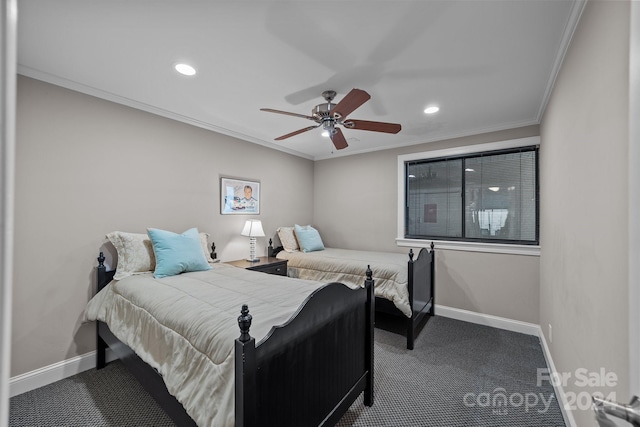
[10,316,566,426]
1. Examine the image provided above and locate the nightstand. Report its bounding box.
[226,257,288,276]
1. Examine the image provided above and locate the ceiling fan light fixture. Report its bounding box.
[424,106,440,114]
[174,63,196,76]
[321,130,330,137]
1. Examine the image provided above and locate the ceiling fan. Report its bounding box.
[260,88,402,150]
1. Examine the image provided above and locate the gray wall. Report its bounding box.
[12,76,314,376]
[314,126,541,324]
[540,1,631,425]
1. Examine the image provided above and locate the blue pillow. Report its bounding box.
[294,224,325,253]
[147,227,212,278]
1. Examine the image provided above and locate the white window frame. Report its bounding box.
[397,136,541,256]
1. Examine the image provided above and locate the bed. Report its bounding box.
[270,225,434,350]
[86,229,374,427]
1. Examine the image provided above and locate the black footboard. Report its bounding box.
[406,244,435,349]
[236,271,374,427]
[374,244,435,349]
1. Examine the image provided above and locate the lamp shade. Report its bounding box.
[241,220,265,237]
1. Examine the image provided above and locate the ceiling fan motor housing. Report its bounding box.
[312,103,336,122]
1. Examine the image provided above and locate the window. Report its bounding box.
[404,146,538,245]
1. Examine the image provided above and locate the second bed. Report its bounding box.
[269,228,434,349]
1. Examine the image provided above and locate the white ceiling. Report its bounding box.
[16,0,584,161]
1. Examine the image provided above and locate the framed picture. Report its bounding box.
[220,177,260,215]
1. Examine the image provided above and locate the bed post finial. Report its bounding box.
[430,241,435,251]
[268,238,273,257]
[97,252,105,268]
[211,242,217,260]
[366,265,373,281]
[408,249,414,261]
[238,304,253,343]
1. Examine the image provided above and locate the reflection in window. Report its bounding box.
[475,209,508,237]
[405,147,538,245]
[406,159,462,238]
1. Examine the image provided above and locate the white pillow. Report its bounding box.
[277,227,299,252]
[106,231,155,280]
[199,232,216,263]
[106,230,214,280]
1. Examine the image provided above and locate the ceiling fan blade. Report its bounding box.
[344,119,402,134]
[330,128,349,150]
[274,126,318,141]
[331,89,371,119]
[260,108,315,121]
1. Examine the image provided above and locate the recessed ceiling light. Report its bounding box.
[174,63,196,76]
[488,187,500,192]
[465,168,475,172]
[424,106,439,114]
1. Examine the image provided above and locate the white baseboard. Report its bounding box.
[435,304,576,427]
[9,349,115,398]
[435,304,540,336]
[538,328,578,427]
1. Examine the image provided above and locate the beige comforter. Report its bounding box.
[276,248,412,317]
[84,263,325,427]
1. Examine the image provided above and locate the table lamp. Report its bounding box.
[241,219,265,262]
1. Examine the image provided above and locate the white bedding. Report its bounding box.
[276,248,412,317]
[84,263,327,427]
